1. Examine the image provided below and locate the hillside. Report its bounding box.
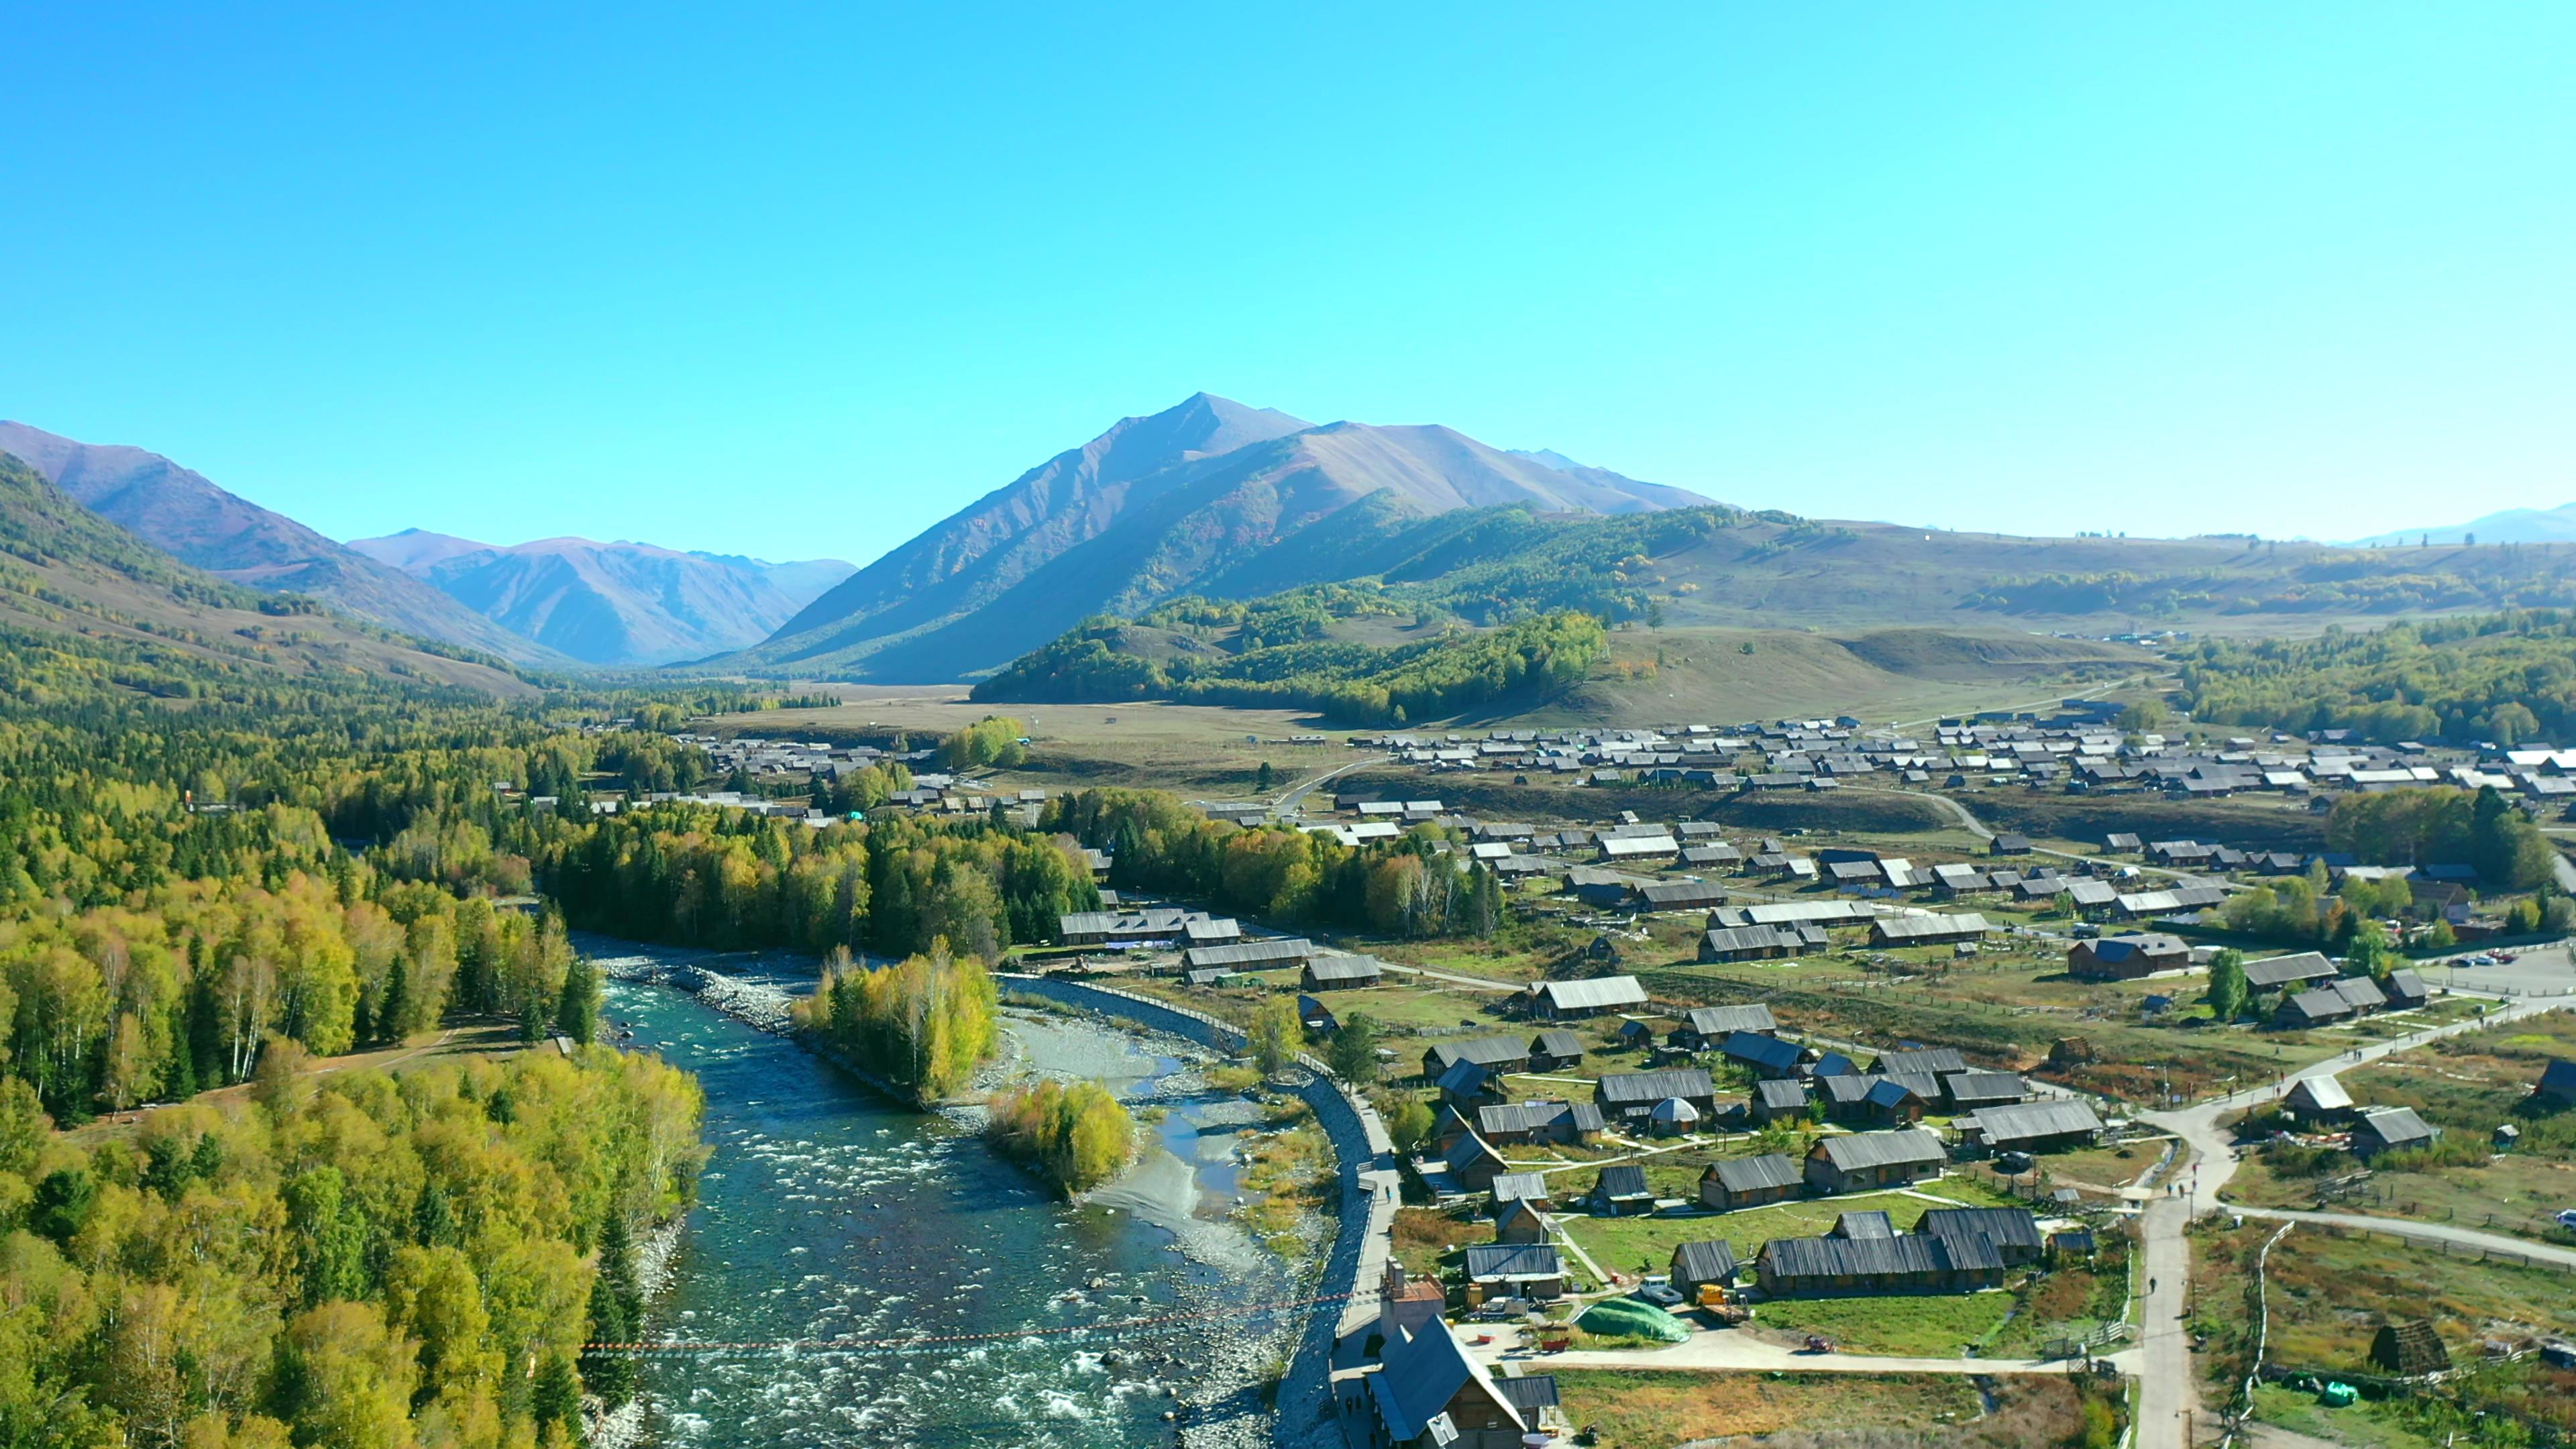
[971,575,2159,726]
[0,449,534,697]
[0,420,564,665]
[350,529,854,665]
[730,392,1715,681]
[2355,504,2576,547]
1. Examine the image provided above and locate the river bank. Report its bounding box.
[578,935,1320,1449]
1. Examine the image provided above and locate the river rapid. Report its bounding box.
[583,936,1305,1449]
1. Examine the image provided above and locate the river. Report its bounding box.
[588,938,1305,1449]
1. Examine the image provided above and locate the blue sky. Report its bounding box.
[2,4,2568,564]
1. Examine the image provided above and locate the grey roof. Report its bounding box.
[1865,1079,1923,1110]
[1428,1036,1533,1073]
[1476,1099,1605,1137]
[1754,1079,1811,1112]
[1670,1239,1739,1286]
[1917,1206,2043,1255]
[1817,1128,1947,1171]
[1834,1210,1896,1239]
[1594,1165,1650,1199]
[1437,1059,1496,1097]
[2243,951,2337,988]
[1760,1231,2000,1281]
[1598,1067,1716,1106]
[2356,1105,2436,1148]
[1872,912,1991,942]
[1818,1073,1879,1106]
[1302,953,1382,983]
[1492,1375,1561,1417]
[1683,1004,1780,1037]
[1463,1242,1565,1281]
[1943,1071,2029,1104]
[2383,968,2428,1001]
[1968,1099,2106,1144]
[1641,880,1728,908]
[1702,924,1811,957]
[1874,1047,1970,1077]
[1491,1172,1552,1203]
[1534,975,1649,1012]
[2285,1077,2353,1112]
[1721,1030,1805,1075]
[1705,1152,1802,1195]
[1529,1029,1584,1060]
[2083,933,2186,965]
[1181,937,1311,969]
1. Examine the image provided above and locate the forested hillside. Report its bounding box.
[2175,610,2576,745]
[971,585,1609,723]
[0,1044,704,1448]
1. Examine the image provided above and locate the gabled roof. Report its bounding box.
[1303,953,1382,983]
[1968,1099,2105,1144]
[1721,1030,1805,1074]
[1816,1128,1946,1171]
[1874,1047,1969,1077]
[1754,1079,1811,1112]
[1437,1059,1497,1097]
[1598,1067,1716,1106]
[1463,1242,1565,1281]
[1529,1029,1584,1059]
[1683,1004,1779,1036]
[1703,1152,1802,1194]
[1833,1210,1896,1239]
[1760,1231,2000,1280]
[1428,1035,1534,1071]
[2243,951,2337,989]
[2285,1076,2353,1112]
[1534,975,1649,1012]
[1671,1239,1739,1285]
[1491,1171,1552,1203]
[1371,1318,1524,1442]
[1594,1164,1650,1199]
[2355,1105,2436,1147]
[1917,1205,2044,1255]
[1943,1071,2029,1104]
[1865,1078,1923,1110]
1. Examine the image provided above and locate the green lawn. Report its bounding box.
[1750,1290,2017,1357]
[1560,1178,2011,1276]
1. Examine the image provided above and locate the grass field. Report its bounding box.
[1544,1368,2012,1449]
[1559,1179,2010,1275]
[1748,1289,2019,1356]
[2223,1009,2576,1242]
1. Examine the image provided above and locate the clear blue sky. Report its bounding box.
[3,4,2568,564]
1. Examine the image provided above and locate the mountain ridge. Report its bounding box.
[0,421,567,666]
[348,531,855,667]
[734,393,1716,680]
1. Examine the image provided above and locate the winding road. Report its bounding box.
[2127,979,2576,1447]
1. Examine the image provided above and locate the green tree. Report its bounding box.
[1248,996,1301,1074]
[1254,761,1275,794]
[553,955,600,1044]
[1326,1012,1383,1084]
[1379,1091,1433,1152]
[2206,949,2249,1022]
[2346,918,2394,981]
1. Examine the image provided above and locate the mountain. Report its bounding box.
[0,449,531,696]
[2355,504,2576,547]
[735,393,1721,681]
[0,421,564,666]
[350,531,855,666]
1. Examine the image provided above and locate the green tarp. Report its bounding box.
[1574,1298,1691,1344]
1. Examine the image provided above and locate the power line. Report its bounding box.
[584,1286,1373,1358]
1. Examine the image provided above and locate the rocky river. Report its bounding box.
[582,936,1313,1449]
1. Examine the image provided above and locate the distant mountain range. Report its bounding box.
[0,449,531,696]
[2355,503,2576,547]
[0,420,563,666]
[730,392,1718,680]
[348,530,853,667]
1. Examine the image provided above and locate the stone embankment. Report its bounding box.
[999,973,1399,1449]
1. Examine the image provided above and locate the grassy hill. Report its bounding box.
[1533,626,2160,727]
[0,450,535,698]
